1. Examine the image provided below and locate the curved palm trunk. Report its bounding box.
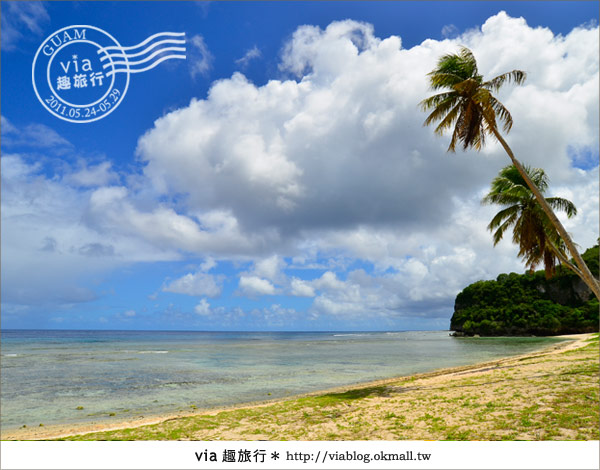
[551,243,584,277]
[490,127,600,300]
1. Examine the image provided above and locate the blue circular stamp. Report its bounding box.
[32,25,130,123]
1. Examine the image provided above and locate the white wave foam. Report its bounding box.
[333,334,368,337]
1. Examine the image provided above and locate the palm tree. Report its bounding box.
[420,47,600,299]
[482,164,577,279]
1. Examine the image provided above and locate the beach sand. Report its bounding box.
[2,333,598,441]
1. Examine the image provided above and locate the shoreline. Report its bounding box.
[2,333,594,441]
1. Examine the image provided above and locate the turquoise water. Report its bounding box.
[0,330,562,430]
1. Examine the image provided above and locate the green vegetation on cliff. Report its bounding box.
[450,246,599,336]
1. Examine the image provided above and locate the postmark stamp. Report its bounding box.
[32,25,185,123]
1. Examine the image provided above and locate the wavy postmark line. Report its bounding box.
[98,32,186,77]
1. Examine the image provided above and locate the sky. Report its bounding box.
[1,1,598,331]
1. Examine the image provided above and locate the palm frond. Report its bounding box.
[487,205,520,230]
[419,92,457,112]
[546,197,578,218]
[490,211,519,245]
[525,167,548,192]
[456,47,479,77]
[427,72,469,90]
[484,171,534,204]
[448,117,462,152]
[491,165,548,195]
[427,47,481,89]
[422,96,460,127]
[489,97,513,133]
[483,70,527,92]
[482,188,523,206]
[433,102,462,136]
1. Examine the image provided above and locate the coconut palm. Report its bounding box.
[420,47,599,298]
[482,164,577,279]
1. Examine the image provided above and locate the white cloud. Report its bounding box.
[1,155,114,307]
[1,2,50,51]
[194,298,212,316]
[163,271,222,297]
[0,153,189,310]
[1,116,72,150]
[280,20,379,78]
[188,34,213,78]
[195,2,211,18]
[137,28,478,239]
[313,271,346,291]
[138,14,598,256]
[233,255,288,299]
[290,278,316,297]
[253,255,286,282]
[91,194,285,258]
[136,14,597,264]
[441,24,459,39]
[235,45,262,68]
[65,161,120,187]
[113,309,137,322]
[553,167,600,251]
[238,275,277,296]
[200,257,217,272]
[1,115,18,133]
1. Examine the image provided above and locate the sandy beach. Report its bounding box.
[2,333,598,441]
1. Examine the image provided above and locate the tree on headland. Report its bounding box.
[482,164,577,279]
[420,47,600,299]
[450,246,599,336]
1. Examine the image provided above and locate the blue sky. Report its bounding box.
[1,1,598,331]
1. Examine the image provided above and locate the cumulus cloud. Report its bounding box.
[78,242,115,257]
[290,278,316,297]
[0,153,185,311]
[65,161,120,187]
[553,167,599,250]
[1,155,108,307]
[279,20,379,77]
[137,27,481,238]
[253,255,286,282]
[84,185,279,256]
[162,271,222,297]
[138,14,598,258]
[238,275,277,297]
[194,298,212,316]
[233,255,288,299]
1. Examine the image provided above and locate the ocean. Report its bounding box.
[0,329,562,431]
